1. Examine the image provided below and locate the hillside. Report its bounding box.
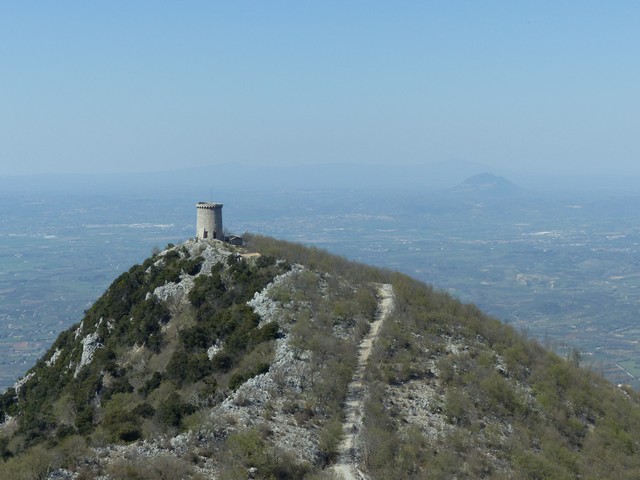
[1,236,640,479]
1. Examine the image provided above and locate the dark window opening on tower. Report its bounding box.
[213,232,217,239]
[203,230,208,239]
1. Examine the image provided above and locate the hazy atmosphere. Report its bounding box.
[2,2,640,181]
[5,4,640,478]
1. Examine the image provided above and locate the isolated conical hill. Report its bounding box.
[451,172,523,197]
[1,235,640,479]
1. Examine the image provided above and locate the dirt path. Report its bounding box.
[331,283,394,480]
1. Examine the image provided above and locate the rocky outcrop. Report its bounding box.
[74,331,102,378]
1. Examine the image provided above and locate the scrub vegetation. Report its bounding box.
[1,235,640,479]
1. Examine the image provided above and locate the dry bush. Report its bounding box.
[107,454,200,480]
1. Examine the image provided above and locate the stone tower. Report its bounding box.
[196,202,223,240]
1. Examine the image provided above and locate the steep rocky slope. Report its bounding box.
[1,235,640,479]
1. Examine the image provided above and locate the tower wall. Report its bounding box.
[196,202,223,240]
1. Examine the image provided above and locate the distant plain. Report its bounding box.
[1,184,639,390]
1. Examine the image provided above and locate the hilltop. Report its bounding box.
[1,236,640,479]
[450,172,524,198]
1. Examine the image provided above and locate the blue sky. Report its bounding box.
[1,2,639,177]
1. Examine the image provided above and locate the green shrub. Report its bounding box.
[158,392,194,428]
[228,363,269,391]
[166,350,212,385]
[132,402,155,419]
[103,376,133,400]
[75,405,95,435]
[317,419,343,466]
[107,454,197,480]
[220,428,309,480]
[140,371,163,396]
[102,406,141,443]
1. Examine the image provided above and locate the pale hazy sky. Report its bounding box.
[2,2,639,177]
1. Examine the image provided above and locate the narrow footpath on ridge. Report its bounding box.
[331,283,395,480]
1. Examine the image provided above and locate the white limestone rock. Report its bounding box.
[74,331,102,378]
[45,348,62,367]
[13,372,35,393]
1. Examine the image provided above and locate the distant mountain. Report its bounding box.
[450,172,524,197]
[0,160,490,194]
[2,236,640,479]
[4,162,640,196]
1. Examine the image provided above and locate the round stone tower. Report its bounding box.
[196,202,223,240]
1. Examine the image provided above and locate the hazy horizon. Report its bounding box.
[2,3,640,181]
[2,159,640,195]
